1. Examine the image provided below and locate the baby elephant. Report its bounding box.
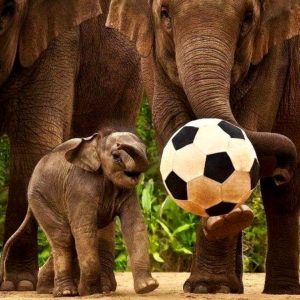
[1,129,158,297]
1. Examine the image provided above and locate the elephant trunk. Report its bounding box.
[118,144,148,173]
[174,21,297,185]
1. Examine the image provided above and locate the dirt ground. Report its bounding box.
[0,273,299,300]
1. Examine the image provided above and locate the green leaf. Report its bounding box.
[153,252,164,263]
[174,247,193,255]
[160,196,173,217]
[173,223,195,235]
[141,179,155,213]
[157,220,173,239]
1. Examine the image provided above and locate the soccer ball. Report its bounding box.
[160,119,260,217]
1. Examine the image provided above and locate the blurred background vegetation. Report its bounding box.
[0,99,266,273]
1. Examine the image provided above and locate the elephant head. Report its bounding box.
[106,0,300,185]
[65,131,148,188]
[0,0,102,86]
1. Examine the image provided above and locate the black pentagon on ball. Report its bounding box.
[218,121,245,140]
[165,171,188,200]
[172,126,199,150]
[206,202,236,216]
[250,159,260,189]
[204,152,235,183]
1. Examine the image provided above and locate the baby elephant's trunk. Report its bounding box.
[0,208,32,283]
[118,144,148,172]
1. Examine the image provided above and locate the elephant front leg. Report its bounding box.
[73,224,101,296]
[52,246,78,297]
[0,28,78,291]
[1,126,68,291]
[97,222,117,293]
[120,195,158,294]
[261,175,300,294]
[184,225,243,294]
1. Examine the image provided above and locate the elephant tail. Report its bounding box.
[0,207,33,283]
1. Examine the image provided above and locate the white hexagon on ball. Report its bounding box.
[194,124,231,155]
[173,144,206,182]
[160,141,176,181]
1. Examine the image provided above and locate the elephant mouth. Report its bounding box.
[124,171,141,181]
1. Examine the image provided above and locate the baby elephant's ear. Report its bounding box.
[65,134,101,172]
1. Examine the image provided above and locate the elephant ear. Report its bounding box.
[106,0,153,57]
[252,0,300,64]
[65,134,101,172]
[19,0,102,68]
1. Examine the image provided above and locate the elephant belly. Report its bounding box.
[97,211,116,229]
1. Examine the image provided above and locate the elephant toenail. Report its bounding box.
[216,285,231,293]
[183,282,192,293]
[17,280,34,291]
[193,285,208,293]
[0,280,15,291]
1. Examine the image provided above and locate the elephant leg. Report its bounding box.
[97,222,117,293]
[183,225,243,294]
[37,223,117,294]
[69,223,117,293]
[0,29,78,291]
[0,152,39,291]
[73,224,101,296]
[37,255,55,294]
[261,173,300,294]
[1,121,70,291]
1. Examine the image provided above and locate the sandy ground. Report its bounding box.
[0,273,299,300]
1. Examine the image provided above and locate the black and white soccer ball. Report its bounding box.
[160,119,260,217]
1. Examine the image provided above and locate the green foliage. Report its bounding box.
[38,230,50,266]
[0,99,267,272]
[243,189,267,272]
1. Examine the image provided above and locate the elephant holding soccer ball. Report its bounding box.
[107,0,300,295]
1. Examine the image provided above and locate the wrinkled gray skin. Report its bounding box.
[2,130,158,297]
[0,0,143,292]
[106,0,300,295]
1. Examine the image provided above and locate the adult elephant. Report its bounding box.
[0,0,142,292]
[106,0,300,295]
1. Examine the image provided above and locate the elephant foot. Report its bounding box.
[203,204,254,240]
[1,279,35,291]
[37,276,54,294]
[78,276,102,296]
[183,272,242,294]
[0,280,15,291]
[0,272,36,291]
[37,256,54,294]
[98,249,117,293]
[54,282,78,297]
[134,276,159,294]
[264,282,300,295]
[101,269,117,293]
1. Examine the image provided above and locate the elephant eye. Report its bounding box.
[1,1,15,17]
[244,10,253,24]
[241,10,254,36]
[112,153,122,164]
[161,6,172,31]
[0,1,15,35]
[160,6,170,19]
